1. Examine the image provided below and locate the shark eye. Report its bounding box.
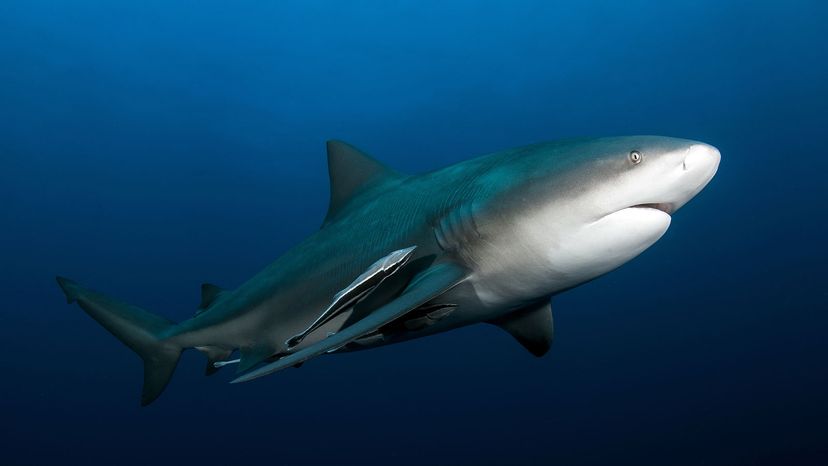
[629,150,642,164]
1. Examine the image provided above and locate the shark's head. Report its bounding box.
[477,136,720,300]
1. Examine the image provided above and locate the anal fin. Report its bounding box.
[195,346,234,376]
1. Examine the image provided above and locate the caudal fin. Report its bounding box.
[56,276,181,406]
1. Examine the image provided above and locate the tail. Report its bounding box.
[56,276,181,406]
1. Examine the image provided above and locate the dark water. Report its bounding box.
[2,1,827,465]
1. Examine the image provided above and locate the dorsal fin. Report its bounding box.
[198,283,225,311]
[324,140,399,224]
[488,299,553,357]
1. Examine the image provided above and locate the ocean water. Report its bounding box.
[2,1,827,465]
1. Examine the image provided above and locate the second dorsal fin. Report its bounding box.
[198,283,226,311]
[324,140,400,224]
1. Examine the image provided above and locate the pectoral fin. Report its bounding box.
[488,299,553,357]
[232,262,468,383]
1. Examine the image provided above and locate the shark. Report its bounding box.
[56,136,720,406]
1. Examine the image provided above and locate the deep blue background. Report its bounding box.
[2,1,827,465]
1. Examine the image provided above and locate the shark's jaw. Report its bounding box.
[630,202,674,215]
[563,204,673,277]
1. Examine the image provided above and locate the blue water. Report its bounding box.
[2,1,827,464]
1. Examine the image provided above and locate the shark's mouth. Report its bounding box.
[630,202,674,215]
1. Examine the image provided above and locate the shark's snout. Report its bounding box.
[665,142,720,214]
[683,143,720,173]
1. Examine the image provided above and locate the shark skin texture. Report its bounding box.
[57,136,720,405]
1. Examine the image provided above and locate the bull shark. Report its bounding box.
[56,136,720,406]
